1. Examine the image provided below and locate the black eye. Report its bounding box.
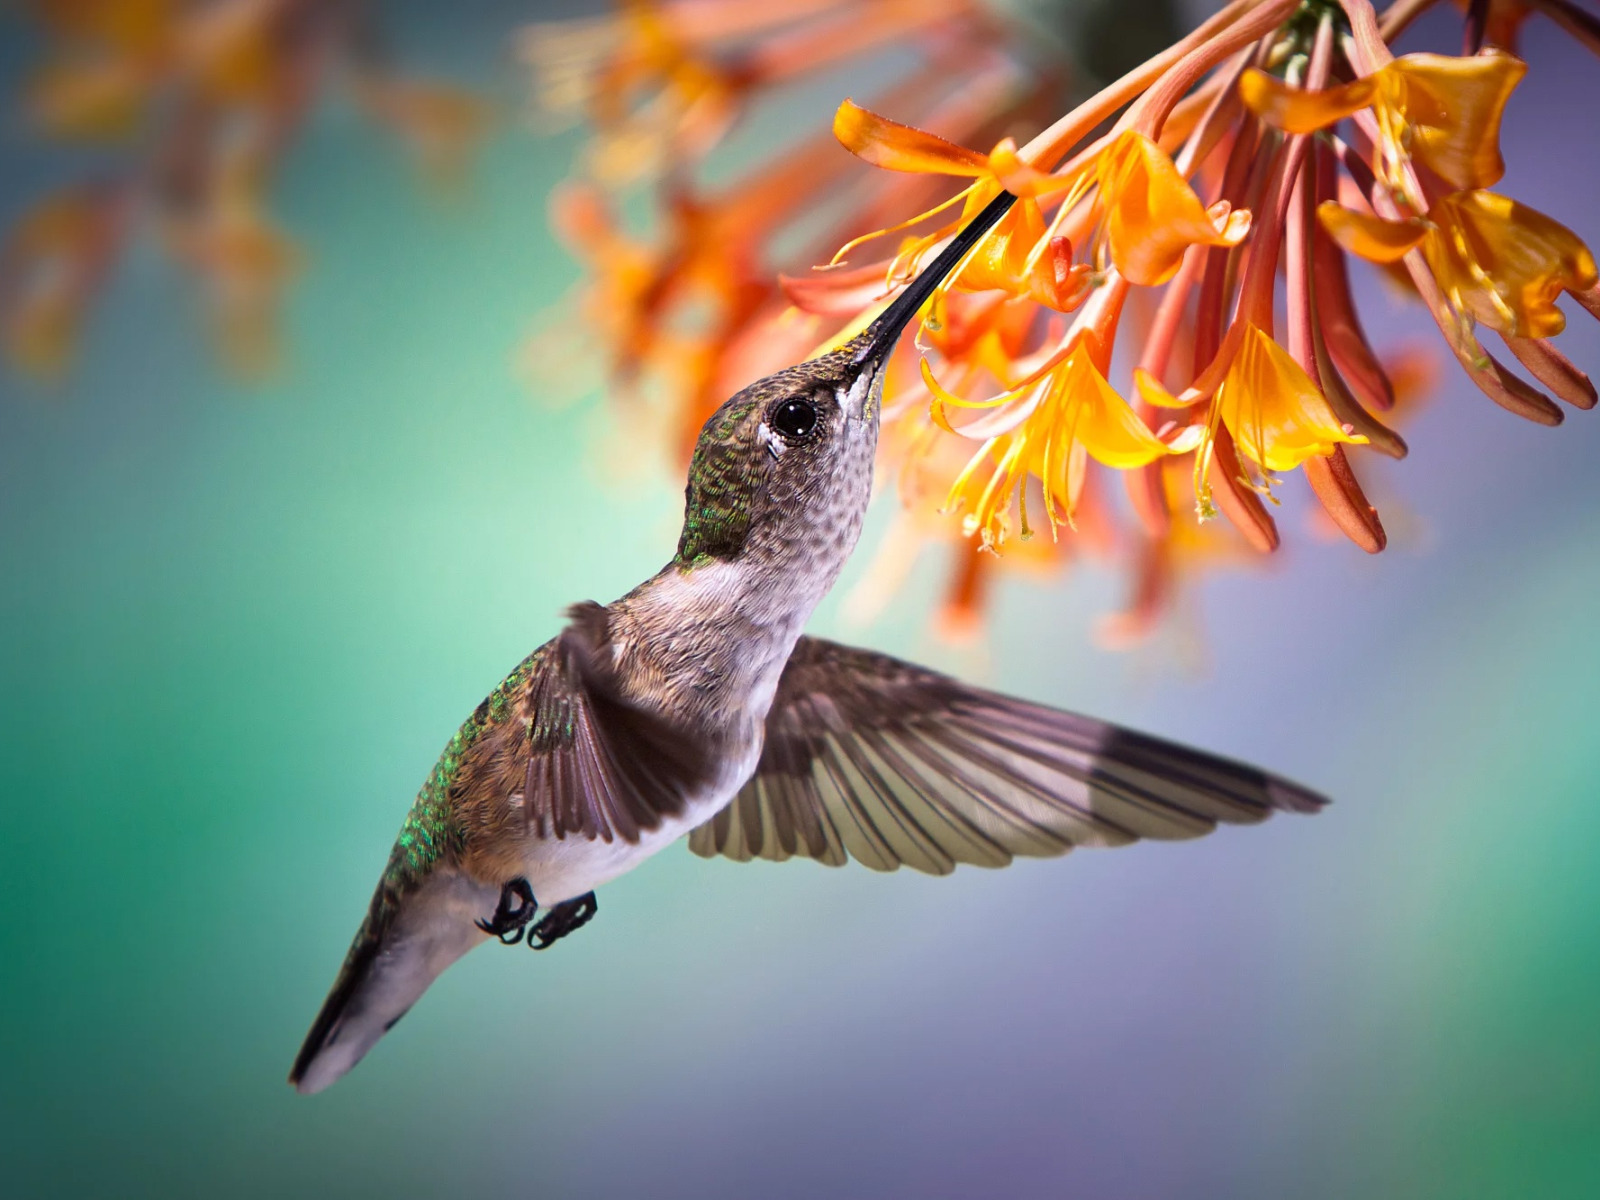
[770,398,818,440]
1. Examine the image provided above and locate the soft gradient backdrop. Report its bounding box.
[3,3,1598,1197]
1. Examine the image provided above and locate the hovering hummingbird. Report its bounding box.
[289,191,1325,1094]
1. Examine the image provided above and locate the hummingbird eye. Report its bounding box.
[770,398,818,440]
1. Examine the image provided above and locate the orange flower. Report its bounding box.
[1213,326,1369,473]
[164,172,302,377]
[353,76,495,188]
[931,336,1170,545]
[1095,129,1251,286]
[544,0,1600,647]
[1320,190,1598,338]
[1138,324,1368,509]
[9,0,487,379]
[1240,50,1525,190]
[833,104,1249,295]
[0,186,124,378]
[523,0,986,184]
[830,103,1090,312]
[946,186,1093,312]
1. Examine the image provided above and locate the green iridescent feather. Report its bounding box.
[385,648,543,885]
[675,397,759,565]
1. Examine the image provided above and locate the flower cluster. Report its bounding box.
[544,0,1600,644]
[2,0,490,379]
[525,0,1076,625]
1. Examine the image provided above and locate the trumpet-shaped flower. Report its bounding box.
[538,0,1600,645]
[8,0,488,379]
[831,104,1091,311]
[1241,50,1526,190]
[833,105,1250,296]
[1138,324,1368,505]
[1215,326,1370,473]
[933,338,1169,545]
[1320,190,1598,338]
[949,186,1093,312]
[1095,129,1251,286]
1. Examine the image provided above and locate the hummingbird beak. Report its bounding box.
[849,188,1019,371]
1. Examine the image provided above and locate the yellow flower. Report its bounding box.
[1319,191,1599,338]
[1137,324,1367,510]
[1215,326,1369,473]
[931,337,1169,545]
[832,104,1249,307]
[948,185,1092,312]
[1095,129,1251,287]
[830,103,1092,311]
[1240,50,1526,190]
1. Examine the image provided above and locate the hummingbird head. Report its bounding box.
[673,190,1018,576]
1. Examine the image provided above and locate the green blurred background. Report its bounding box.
[3,3,1598,1197]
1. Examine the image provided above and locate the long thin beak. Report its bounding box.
[850,188,1019,368]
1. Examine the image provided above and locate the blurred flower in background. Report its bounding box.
[1,0,490,379]
[6,0,1597,653]
[533,0,1600,647]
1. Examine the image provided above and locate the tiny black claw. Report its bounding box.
[527,892,598,951]
[476,877,538,945]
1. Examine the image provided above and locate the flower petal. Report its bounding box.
[1317,201,1429,264]
[1060,347,1170,468]
[954,195,1045,294]
[1025,236,1092,312]
[1098,130,1250,287]
[1133,366,1196,409]
[920,356,1026,432]
[779,259,894,315]
[1389,50,1525,190]
[1219,325,1368,472]
[1238,69,1377,135]
[833,100,992,176]
[1424,189,1600,338]
[987,138,1076,198]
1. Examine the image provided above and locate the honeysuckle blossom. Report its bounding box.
[1239,50,1525,190]
[543,0,1599,647]
[1243,2,1600,432]
[522,0,991,184]
[1095,130,1252,286]
[1139,323,1369,490]
[1318,190,1598,339]
[3,0,489,378]
[931,335,1173,547]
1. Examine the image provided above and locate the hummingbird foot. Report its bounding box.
[528,892,598,950]
[476,877,538,945]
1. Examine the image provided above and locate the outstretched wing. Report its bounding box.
[688,637,1325,875]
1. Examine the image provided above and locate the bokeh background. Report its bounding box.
[4,2,1599,1197]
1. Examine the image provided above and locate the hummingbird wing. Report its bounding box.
[450,602,715,848]
[688,637,1325,875]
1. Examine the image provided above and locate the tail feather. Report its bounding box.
[289,870,494,1094]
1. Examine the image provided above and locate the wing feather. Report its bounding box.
[449,605,717,860]
[689,637,1326,875]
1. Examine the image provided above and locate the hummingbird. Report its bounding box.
[289,191,1326,1094]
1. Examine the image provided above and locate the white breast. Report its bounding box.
[514,559,794,906]
[517,738,761,905]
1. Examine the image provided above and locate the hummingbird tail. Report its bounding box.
[289,869,493,1094]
